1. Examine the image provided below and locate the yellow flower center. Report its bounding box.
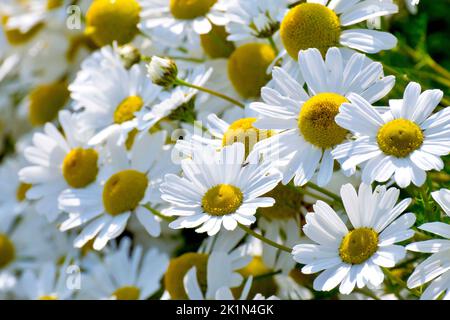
[280,3,340,59]
[62,148,99,189]
[233,256,278,299]
[339,228,379,265]
[28,81,70,127]
[102,170,148,216]
[16,183,32,202]
[85,0,141,47]
[258,184,302,220]
[114,96,144,124]
[39,295,58,300]
[377,119,424,158]
[0,234,15,269]
[228,43,276,99]
[47,0,64,10]
[2,16,44,46]
[112,286,141,300]
[200,24,235,59]
[170,0,217,20]
[202,184,243,216]
[298,93,348,149]
[222,118,273,157]
[164,253,209,299]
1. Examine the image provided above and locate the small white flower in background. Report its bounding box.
[251,47,394,187]
[161,143,282,235]
[333,82,449,188]
[79,237,169,300]
[147,56,179,87]
[407,187,450,300]
[292,183,415,294]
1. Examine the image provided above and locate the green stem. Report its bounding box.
[144,205,175,222]
[239,224,293,253]
[382,268,421,298]
[268,36,279,55]
[254,269,282,281]
[288,184,336,204]
[306,182,343,204]
[354,288,380,300]
[175,78,245,109]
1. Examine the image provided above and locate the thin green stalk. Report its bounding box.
[239,224,293,253]
[144,204,175,222]
[306,182,343,205]
[354,288,381,300]
[175,79,245,108]
[382,268,421,298]
[268,36,279,55]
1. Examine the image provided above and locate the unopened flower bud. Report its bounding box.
[147,56,178,87]
[117,44,141,69]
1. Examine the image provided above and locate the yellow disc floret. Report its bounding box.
[85,0,141,47]
[102,170,148,216]
[16,183,32,202]
[339,228,378,265]
[170,0,217,20]
[114,96,144,124]
[377,119,424,158]
[112,286,141,300]
[0,234,15,269]
[298,93,348,149]
[202,184,243,216]
[165,253,209,299]
[2,16,44,46]
[62,148,99,189]
[233,256,278,299]
[228,43,276,99]
[47,0,64,10]
[222,118,273,156]
[200,24,235,58]
[280,3,340,59]
[258,184,302,220]
[28,81,70,127]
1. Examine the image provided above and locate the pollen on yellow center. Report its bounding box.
[112,286,141,300]
[28,81,70,127]
[298,93,349,149]
[202,184,243,216]
[200,24,235,59]
[102,170,148,216]
[2,16,44,46]
[339,228,379,265]
[228,43,276,99]
[114,96,144,124]
[377,119,424,158]
[62,148,99,189]
[170,0,217,20]
[233,256,278,299]
[280,3,340,59]
[0,234,15,269]
[16,183,32,202]
[258,184,302,220]
[165,253,209,299]
[222,118,273,156]
[85,0,141,47]
[39,295,58,300]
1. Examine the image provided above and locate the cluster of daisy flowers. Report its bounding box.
[2,0,450,301]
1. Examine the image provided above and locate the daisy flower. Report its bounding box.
[139,0,228,50]
[17,262,76,300]
[250,47,395,186]
[224,0,289,41]
[164,229,251,299]
[333,82,449,188]
[161,143,282,236]
[58,129,178,250]
[69,45,161,145]
[136,63,212,132]
[19,110,100,222]
[406,187,450,300]
[79,237,169,300]
[279,0,398,60]
[292,183,415,294]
